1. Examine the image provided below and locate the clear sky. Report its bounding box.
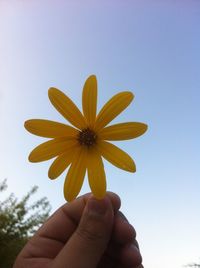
[0,1,200,267]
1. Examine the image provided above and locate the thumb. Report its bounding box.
[53,196,114,268]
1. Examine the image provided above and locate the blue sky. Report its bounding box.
[0,1,200,267]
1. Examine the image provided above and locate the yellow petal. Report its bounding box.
[82,75,97,127]
[48,87,86,130]
[63,148,87,202]
[97,141,136,172]
[95,91,134,131]
[24,119,79,138]
[87,149,106,199]
[48,146,78,179]
[99,122,148,140]
[29,138,78,163]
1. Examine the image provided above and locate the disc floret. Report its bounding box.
[78,128,97,147]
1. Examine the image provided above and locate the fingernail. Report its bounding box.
[87,197,107,216]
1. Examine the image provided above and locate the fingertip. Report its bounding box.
[105,191,121,212]
[113,211,136,244]
[120,244,142,267]
[61,192,121,225]
[86,195,112,217]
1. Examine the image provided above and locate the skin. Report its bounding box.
[14,192,143,268]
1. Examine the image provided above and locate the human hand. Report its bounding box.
[14,192,143,268]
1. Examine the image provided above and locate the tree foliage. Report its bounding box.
[0,179,51,268]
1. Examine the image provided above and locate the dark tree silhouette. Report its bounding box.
[185,262,200,267]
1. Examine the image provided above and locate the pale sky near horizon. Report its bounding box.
[0,1,200,268]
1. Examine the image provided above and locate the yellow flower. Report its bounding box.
[25,75,148,202]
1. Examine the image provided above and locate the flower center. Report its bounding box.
[78,128,97,147]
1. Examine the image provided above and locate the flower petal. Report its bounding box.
[63,147,87,202]
[29,138,78,162]
[95,91,134,131]
[24,119,79,138]
[48,87,86,130]
[99,122,148,140]
[48,146,78,179]
[87,149,106,199]
[82,75,97,127]
[97,141,136,172]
